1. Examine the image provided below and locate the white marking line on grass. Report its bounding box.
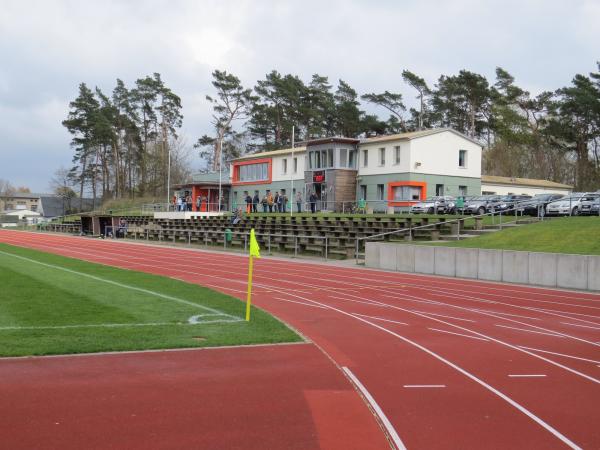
[508,374,547,378]
[273,297,328,309]
[560,322,600,331]
[495,324,565,338]
[342,367,407,450]
[351,313,408,326]
[403,385,446,388]
[516,346,600,364]
[0,249,242,322]
[0,320,240,331]
[428,328,490,342]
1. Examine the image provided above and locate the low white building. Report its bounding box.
[481,175,572,196]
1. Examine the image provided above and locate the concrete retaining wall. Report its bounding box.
[365,243,600,291]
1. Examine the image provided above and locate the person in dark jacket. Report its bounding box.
[252,191,260,213]
[274,192,280,212]
[309,192,317,213]
[245,192,253,214]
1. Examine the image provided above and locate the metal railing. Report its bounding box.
[354,204,532,264]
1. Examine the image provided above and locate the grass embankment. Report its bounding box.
[0,243,300,357]
[435,217,600,255]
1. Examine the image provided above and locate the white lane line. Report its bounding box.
[516,346,600,364]
[342,367,407,450]
[324,291,600,384]
[329,295,388,307]
[508,374,547,378]
[403,384,446,388]
[410,310,476,323]
[560,322,600,330]
[470,309,541,321]
[0,249,241,320]
[495,324,565,338]
[288,293,584,449]
[428,328,490,342]
[352,313,408,326]
[273,297,328,309]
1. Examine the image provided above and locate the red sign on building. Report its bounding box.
[313,171,325,183]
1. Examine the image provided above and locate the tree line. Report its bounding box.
[63,63,600,201]
[62,73,189,205]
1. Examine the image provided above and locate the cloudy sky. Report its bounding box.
[1,0,598,193]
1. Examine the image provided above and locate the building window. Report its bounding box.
[459,150,467,167]
[436,184,444,195]
[392,186,422,201]
[293,157,298,173]
[339,148,347,167]
[459,185,467,196]
[349,150,357,168]
[379,148,385,166]
[31,205,37,212]
[394,146,401,165]
[360,185,367,200]
[308,149,334,169]
[362,149,368,167]
[282,158,287,175]
[377,184,385,200]
[238,162,269,182]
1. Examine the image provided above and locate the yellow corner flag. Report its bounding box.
[246,229,260,321]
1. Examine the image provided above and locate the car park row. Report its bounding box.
[409,191,600,216]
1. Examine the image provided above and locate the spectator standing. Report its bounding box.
[296,191,302,213]
[252,191,260,213]
[176,196,183,211]
[261,194,268,213]
[172,195,177,211]
[245,192,253,214]
[280,190,287,213]
[267,190,274,212]
[274,192,280,212]
[309,192,317,213]
[196,195,201,211]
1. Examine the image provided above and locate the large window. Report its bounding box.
[362,149,369,167]
[377,184,385,200]
[392,185,422,201]
[379,148,385,166]
[308,149,333,169]
[282,158,287,175]
[459,149,467,167]
[339,148,347,167]
[293,157,298,173]
[394,146,401,165]
[349,150,357,168]
[360,185,367,200]
[238,162,269,182]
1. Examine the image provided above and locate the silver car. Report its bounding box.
[545,193,597,216]
[463,195,503,215]
[410,196,456,214]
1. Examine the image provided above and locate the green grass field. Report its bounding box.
[428,217,600,255]
[0,243,301,357]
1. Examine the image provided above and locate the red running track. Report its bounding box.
[1,230,599,449]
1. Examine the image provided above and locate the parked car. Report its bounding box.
[579,195,600,216]
[516,193,565,216]
[410,196,456,214]
[545,193,597,216]
[462,195,503,215]
[486,195,532,213]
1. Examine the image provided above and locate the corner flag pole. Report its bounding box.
[246,228,260,321]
